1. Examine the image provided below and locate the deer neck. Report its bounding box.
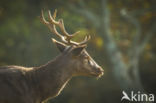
[31,54,73,101]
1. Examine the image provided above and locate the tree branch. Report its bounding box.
[139,23,156,51]
[121,9,141,50]
[121,9,143,71]
[68,0,100,28]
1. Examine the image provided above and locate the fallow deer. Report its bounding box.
[0,10,104,103]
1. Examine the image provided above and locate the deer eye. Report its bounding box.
[84,59,89,64]
[84,56,90,63]
[84,56,89,59]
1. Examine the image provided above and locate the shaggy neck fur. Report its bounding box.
[30,54,73,102]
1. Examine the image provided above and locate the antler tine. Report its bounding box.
[67,35,90,46]
[41,10,90,46]
[47,10,70,43]
[59,19,80,40]
[40,10,49,25]
[53,9,57,19]
[48,10,59,25]
[40,10,63,39]
[40,10,70,45]
[78,35,91,45]
[48,10,80,44]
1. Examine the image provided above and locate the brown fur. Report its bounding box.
[0,46,103,103]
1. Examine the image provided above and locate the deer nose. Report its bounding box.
[101,69,104,75]
[96,66,104,73]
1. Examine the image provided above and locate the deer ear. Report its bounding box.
[72,45,86,56]
[52,38,67,52]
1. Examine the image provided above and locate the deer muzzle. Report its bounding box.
[91,66,104,78]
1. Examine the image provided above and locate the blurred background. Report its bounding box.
[0,0,155,103]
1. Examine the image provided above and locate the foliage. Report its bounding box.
[0,0,155,103]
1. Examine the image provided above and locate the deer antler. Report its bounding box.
[40,10,90,46]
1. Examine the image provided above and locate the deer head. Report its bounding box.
[40,10,104,78]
